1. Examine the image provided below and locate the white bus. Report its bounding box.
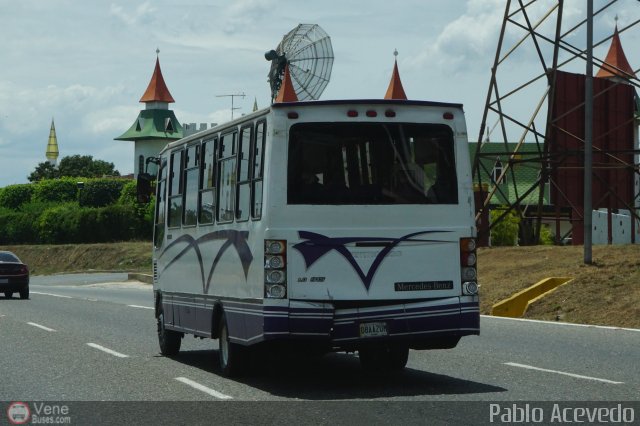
[148,99,479,376]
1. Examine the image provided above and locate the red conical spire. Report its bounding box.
[596,25,636,80]
[140,56,175,103]
[275,64,298,103]
[384,51,407,100]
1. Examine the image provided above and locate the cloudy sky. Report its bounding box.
[0,0,638,187]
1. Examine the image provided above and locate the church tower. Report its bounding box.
[384,50,408,100]
[115,51,183,178]
[45,119,59,166]
[596,21,636,82]
[596,19,639,221]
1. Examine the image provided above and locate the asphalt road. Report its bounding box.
[1,274,639,425]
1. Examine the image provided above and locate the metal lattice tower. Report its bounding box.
[473,0,640,245]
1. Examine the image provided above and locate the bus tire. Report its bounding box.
[358,345,409,371]
[218,314,246,377]
[157,310,182,356]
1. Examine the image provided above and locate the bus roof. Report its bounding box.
[161,98,465,153]
[271,99,464,110]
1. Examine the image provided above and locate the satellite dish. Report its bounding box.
[265,24,334,103]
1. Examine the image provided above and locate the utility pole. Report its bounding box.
[216,92,246,120]
[584,0,593,264]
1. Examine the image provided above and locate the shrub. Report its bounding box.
[118,180,138,206]
[0,202,54,244]
[37,203,82,244]
[118,181,154,239]
[78,179,127,208]
[37,204,142,244]
[0,184,33,210]
[6,212,40,244]
[0,185,153,244]
[76,208,100,243]
[539,224,554,245]
[97,204,141,242]
[490,207,521,246]
[33,178,80,203]
[0,208,19,244]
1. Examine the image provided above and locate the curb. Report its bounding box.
[127,273,153,284]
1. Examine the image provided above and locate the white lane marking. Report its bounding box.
[175,377,233,400]
[504,362,624,384]
[482,315,640,333]
[128,305,154,310]
[31,291,73,299]
[86,343,130,358]
[27,322,57,332]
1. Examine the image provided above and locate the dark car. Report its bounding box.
[0,251,29,299]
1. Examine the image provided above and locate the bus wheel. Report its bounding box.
[218,314,246,377]
[358,345,409,371]
[157,310,182,356]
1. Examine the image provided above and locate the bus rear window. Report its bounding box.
[287,122,458,205]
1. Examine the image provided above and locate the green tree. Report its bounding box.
[57,155,120,178]
[28,155,120,182]
[28,162,59,182]
[490,207,521,246]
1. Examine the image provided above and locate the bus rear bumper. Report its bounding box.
[258,296,480,349]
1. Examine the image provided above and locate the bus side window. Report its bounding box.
[154,157,167,248]
[198,137,216,224]
[168,150,184,228]
[217,131,237,223]
[236,125,252,222]
[252,120,266,219]
[183,143,200,226]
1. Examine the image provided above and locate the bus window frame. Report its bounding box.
[168,148,184,229]
[198,136,217,225]
[182,141,201,228]
[216,130,238,224]
[236,124,253,223]
[251,119,267,220]
[154,156,168,248]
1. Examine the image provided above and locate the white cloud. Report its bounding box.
[407,0,504,73]
[222,0,276,34]
[0,83,127,136]
[83,105,141,135]
[109,1,156,26]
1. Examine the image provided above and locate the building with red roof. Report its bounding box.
[115,53,183,178]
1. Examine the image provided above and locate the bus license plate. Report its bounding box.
[359,322,388,337]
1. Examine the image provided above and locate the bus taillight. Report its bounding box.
[460,238,478,295]
[264,239,287,298]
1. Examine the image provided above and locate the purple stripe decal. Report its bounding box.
[293,230,452,291]
[158,230,253,294]
[161,297,479,344]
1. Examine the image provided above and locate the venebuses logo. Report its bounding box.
[6,401,31,425]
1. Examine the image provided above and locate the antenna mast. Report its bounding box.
[216,92,246,120]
